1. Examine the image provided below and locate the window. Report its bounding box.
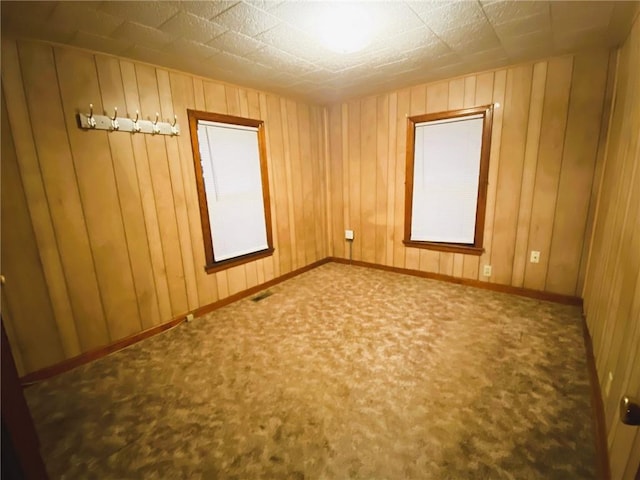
[404,105,494,255]
[187,110,274,273]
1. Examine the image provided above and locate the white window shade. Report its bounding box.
[197,121,268,262]
[411,115,484,244]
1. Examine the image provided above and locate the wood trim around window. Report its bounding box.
[404,105,494,256]
[187,109,274,273]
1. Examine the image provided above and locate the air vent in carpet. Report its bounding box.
[251,290,273,302]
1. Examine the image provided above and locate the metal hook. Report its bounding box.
[152,112,160,134]
[170,115,179,136]
[132,110,141,133]
[111,107,120,130]
[87,103,96,128]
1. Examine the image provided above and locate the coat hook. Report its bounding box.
[111,107,120,130]
[152,112,160,134]
[132,110,141,133]
[87,103,96,128]
[170,114,179,136]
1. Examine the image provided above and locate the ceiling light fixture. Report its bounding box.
[314,3,375,54]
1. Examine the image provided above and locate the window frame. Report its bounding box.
[187,109,274,273]
[403,105,494,256]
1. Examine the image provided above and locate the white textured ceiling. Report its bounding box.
[2,1,638,103]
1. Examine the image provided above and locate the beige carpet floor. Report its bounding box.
[25,263,596,479]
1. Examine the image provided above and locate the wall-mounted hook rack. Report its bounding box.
[77,105,179,136]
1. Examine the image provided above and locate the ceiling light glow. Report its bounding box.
[315,4,374,54]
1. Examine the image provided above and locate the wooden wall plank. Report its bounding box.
[1,92,65,372]
[408,84,427,271]
[1,40,81,358]
[201,80,231,299]
[120,61,173,324]
[285,99,305,269]
[386,92,398,267]
[276,98,298,270]
[266,94,292,275]
[280,99,298,272]
[511,62,547,287]
[348,100,362,260]
[328,104,344,258]
[156,69,200,310]
[341,103,351,258]
[238,88,250,117]
[225,85,241,115]
[593,108,640,373]
[314,105,329,259]
[393,89,410,269]
[55,47,141,341]
[238,80,261,293]
[247,90,268,283]
[95,56,161,330]
[360,96,377,264]
[17,42,110,351]
[168,71,218,306]
[546,50,609,295]
[490,64,533,285]
[477,69,506,281]
[375,94,389,265]
[461,74,484,280]
[204,83,227,112]
[135,63,189,315]
[576,50,616,296]
[227,265,246,296]
[582,15,640,479]
[298,104,317,262]
[193,78,205,109]
[258,92,279,282]
[523,57,573,291]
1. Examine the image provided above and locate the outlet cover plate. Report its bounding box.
[345,229,354,240]
[530,251,541,263]
[483,265,492,277]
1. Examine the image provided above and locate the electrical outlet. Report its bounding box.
[185,313,194,323]
[345,229,354,241]
[605,372,613,397]
[483,265,492,277]
[530,250,541,263]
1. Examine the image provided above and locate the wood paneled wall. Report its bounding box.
[1,39,328,375]
[583,14,640,480]
[327,50,614,297]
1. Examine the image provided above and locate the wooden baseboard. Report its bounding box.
[581,316,611,480]
[20,258,330,386]
[21,256,580,385]
[20,315,186,385]
[328,257,583,306]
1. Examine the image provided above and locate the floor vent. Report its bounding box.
[251,290,273,302]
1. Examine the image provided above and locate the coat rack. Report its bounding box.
[77,104,179,136]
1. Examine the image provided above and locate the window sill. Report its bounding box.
[403,240,484,256]
[205,248,275,274]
